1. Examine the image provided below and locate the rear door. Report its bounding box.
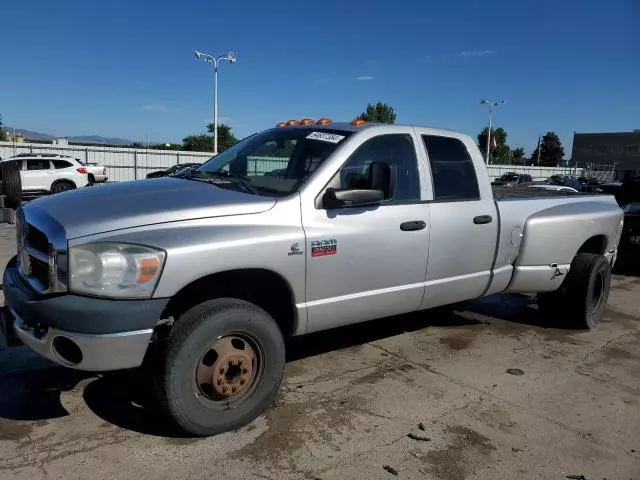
[417,133,498,308]
[22,159,52,191]
[52,159,78,182]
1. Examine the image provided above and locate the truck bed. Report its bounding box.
[492,185,600,200]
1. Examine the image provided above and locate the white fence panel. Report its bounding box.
[0,141,214,182]
[1,141,587,183]
[486,164,576,181]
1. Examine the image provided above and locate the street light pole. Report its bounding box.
[480,99,505,165]
[194,50,237,155]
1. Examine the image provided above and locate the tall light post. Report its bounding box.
[194,50,237,154]
[480,99,505,165]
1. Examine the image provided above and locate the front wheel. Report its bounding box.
[155,298,285,436]
[537,253,611,329]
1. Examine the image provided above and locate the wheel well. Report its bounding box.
[162,269,297,336]
[51,179,75,187]
[577,235,607,256]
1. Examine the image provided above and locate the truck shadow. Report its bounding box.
[0,298,562,438]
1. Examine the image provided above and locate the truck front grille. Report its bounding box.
[25,224,49,254]
[16,208,67,295]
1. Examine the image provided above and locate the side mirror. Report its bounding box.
[323,188,384,209]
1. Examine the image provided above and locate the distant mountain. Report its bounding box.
[67,135,133,145]
[5,128,54,142]
[4,127,133,145]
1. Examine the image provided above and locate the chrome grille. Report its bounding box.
[16,207,68,294]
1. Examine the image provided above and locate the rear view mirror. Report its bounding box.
[323,188,384,209]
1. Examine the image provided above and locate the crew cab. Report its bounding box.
[1,118,624,436]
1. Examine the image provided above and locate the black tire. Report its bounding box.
[51,180,76,194]
[0,161,22,209]
[537,253,611,329]
[155,298,285,436]
[88,174,95,185]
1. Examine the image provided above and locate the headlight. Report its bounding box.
[69,243,165,299]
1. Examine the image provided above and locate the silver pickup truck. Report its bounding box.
[1,119,624,436]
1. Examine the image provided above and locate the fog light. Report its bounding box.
[52,336,83,365]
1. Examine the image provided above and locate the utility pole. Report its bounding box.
[480,100,505,164]
[194,50,237,154]
[536,134,542,166]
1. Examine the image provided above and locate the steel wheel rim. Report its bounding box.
[193,332,264,410]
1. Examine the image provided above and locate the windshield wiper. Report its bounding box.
[187,170,258,195]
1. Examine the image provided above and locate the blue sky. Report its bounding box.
[1,0,638,156]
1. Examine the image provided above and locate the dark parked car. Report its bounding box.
[146,163,202,179]
[576,177,602,192]
[491,172,533,187]
[548,175,582,191]
[619,203,640,256]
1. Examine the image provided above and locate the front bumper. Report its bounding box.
[5,306,153,371]
[2,257,169,371]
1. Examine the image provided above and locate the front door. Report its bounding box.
[301,133,430,333]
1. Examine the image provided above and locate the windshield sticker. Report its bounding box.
[306,132,345,144]
[311,239,337,257]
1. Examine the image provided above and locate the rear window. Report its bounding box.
[422,135,480,201]
[52,160,73,169]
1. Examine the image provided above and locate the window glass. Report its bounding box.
[628,145,639,155]
[422,135,480,201]
[198,128,352,196]
[52,160,73,169]
[595,145,607,154]
[338,134,420,202]
[26,159,50,170]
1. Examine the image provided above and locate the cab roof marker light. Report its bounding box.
[316,118,332,125]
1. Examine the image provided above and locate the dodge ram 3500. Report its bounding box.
[1,118,624,436]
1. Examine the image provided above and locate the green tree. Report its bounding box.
[182,123,238,153]
[206,123,238,152]
[357,102,396,124]
[531,132,564,167]
[477,127,510,164]
[182,134,215,152]
[150,143,183,151]
[511,147,525,164]
[0,113,5,138]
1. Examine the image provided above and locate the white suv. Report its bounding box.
[0,154,89,196]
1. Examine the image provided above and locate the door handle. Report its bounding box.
[400,221,426,231]
[473,215,493,225]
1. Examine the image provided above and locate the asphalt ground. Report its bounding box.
[0,223,638,479]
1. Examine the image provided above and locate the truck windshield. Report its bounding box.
[195,127,353,196]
